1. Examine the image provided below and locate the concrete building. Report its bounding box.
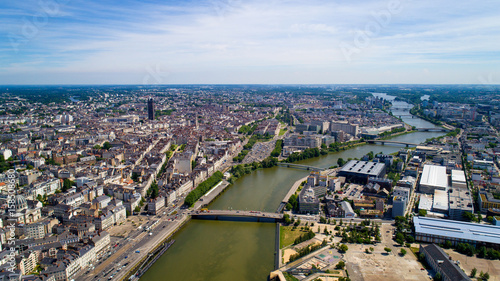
[419,165,448,194]
[298,187,320,214]
[89,231,110,259]
[338,160,386,184]
[451,170,467,189]
[23,218,59,239]
[148,98,155,120]
[147,196,165,215]
[392,196,407,218]
[478,191,500,213]
[329,121,358,137]
[448,188,474,221]
[393,186,410,199]
[283,134,321,148]
[418,194,433,212]
[432,190,449,214]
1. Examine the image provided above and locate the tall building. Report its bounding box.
[147,98,154,120]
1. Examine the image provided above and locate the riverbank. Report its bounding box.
[140,102,447,280]
[120,214,190,281]
[120,180,232,281]
[379,129,416,140]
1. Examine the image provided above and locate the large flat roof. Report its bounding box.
[418,194,433,211]
[432,190,449,211]
[414,217,500,245]
[420,165,448,189]
[340,160,385,177]
[451,170,466,183]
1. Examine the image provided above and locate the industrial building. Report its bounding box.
[432,190,449,214]
[451,170,467,189]
[448,188,474,220]
[340,201,356,218]
[414,217,500,247]
[419,244,471,281]
[338,160,386,184]
[418,194,433,212]
[419,165,449,194]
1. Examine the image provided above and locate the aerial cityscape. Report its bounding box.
[0,85,499,281]
[1,0,500,281]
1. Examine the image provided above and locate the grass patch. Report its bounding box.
[410,247,419,256]
[280,225,309,249]
[279,128,287,136]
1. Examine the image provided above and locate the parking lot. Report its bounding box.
[342,183,363,200]
[243,139,276,163]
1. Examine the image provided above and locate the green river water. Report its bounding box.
[141,100,445,281]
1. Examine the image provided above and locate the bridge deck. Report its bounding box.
[367,140,419,146]
[192,210,283,220]
[277,162,325,171]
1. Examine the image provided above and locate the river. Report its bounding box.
[141,96,444,281]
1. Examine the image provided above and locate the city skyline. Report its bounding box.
[1,0,499,85]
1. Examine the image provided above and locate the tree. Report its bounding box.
[444,240,452,249]
[470,268,477,278]
[395,232,405,245]
[335,260,345,269]
[93,144,101,149]
[283,214,291,225]
[433,272,442,281]
[337,158,346,167]
[339,244,348,253]
[400,249,407,256]
[418,209,427,217]
[102,141,112,150]
[134,206,141,213]
[62,179,75,192]
[369,247,374,253]
[463,211,476,222]
[384,247,392,254]
[483,272,490,280]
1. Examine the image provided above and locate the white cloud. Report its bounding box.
[1,0,499,84]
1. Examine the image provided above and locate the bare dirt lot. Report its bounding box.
[443,249,500,281]
[343,222,431,281]
[345,245,431,281]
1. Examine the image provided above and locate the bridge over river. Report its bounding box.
[191,210,283,223]
[276,162,325,171]
[416,127,451,132]
[366,139,419,146]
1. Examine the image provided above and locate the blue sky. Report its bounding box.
[1,0,499,84]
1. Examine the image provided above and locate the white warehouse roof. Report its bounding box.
[451,170,466,184]
[414,217,500,245]
[432,190,449,212]
[418,194,433,211]
[420,165,448,189]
